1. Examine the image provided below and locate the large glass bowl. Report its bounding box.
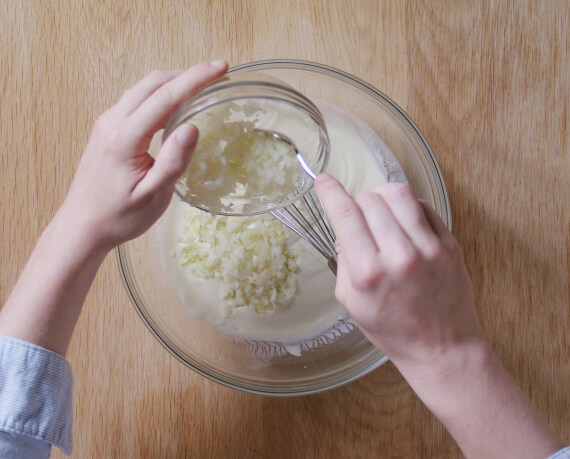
[117,60,450,396]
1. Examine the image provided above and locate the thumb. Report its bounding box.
[140,123,198,194]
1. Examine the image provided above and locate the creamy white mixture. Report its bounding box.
[157,101,403,344]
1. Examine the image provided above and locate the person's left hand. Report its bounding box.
[59,61,228,252]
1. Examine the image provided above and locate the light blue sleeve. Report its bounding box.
[0,335,73,457]
[549,446,570,459]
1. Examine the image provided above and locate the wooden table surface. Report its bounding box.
[1,1,568,457]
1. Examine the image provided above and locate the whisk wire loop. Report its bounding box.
[271,190,337,274]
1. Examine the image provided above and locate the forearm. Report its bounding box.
[397,339,564,459]
[0,205,109,355]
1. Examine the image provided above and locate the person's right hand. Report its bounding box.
[315,173,567,459]
[314,174,485,374]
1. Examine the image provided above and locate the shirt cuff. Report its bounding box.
[548,446,570,459]
[0,335,73,455]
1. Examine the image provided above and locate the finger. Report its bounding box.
[123,61,228,143]
[333,251,352,306]
[418,200,456,244]
[314,173,379,275]
[112,70,184,119]
[136,123,198,196]
[375,183,441,257]
[353,191,417,260]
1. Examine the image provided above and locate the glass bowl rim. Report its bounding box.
[163,71,332,216]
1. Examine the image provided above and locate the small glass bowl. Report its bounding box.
[163,73,330,216]
[117,60,451,396]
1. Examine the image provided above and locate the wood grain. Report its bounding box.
[1,1,568,457]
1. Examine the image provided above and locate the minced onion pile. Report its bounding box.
[181,103,304,212]
[178,207,299,316]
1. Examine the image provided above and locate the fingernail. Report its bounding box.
[315,172,332,182]
[176,124,198,147]
[209,59,227,69]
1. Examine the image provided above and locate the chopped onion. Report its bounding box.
[178,207,299,316]
[182,103,303,211]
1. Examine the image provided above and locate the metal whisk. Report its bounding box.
[271,190,337,275]
[265,130,338,275]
